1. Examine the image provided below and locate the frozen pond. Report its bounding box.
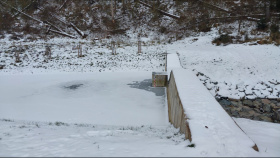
[0,72,168,126]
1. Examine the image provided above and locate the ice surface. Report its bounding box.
[0,72,168,126]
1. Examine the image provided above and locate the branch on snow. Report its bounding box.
[48,29,76,39]
[58,0,68,10]
[12,0,35,18]
[198,0,232,14]
[0,1,76,39]
[70,22,87,38]
[138,0,180,20]
[38,4,87,38]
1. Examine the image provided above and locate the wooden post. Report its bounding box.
[15,46,21,63]
[15,51,20,63]
[45,45,51,59]
[111,41,116,55]
[78,43,82,57]
[138,34,141,54]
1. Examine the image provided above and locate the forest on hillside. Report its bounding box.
[0,0,280,44]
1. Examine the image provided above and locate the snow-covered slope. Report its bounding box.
[0,37,166,74]
[167,31,280,99]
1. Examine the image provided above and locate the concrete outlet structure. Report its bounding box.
[152,72,168,87]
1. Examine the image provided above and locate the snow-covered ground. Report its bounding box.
[0,37,166,74]
[167,31,280,99]
[1,30,279,99]
[1,30,280,156]
[0,117,279,157]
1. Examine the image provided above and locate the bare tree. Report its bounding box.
[122,0,126,14]
[0,0,76,38]
[265,1,271,22]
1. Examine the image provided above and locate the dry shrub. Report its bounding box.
[212,34,233,46]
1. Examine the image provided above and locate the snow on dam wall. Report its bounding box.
[166,54,259,152]
[167,71,192,141]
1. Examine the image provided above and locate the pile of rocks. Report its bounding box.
[217,98,280,123]
[194,71,280,99]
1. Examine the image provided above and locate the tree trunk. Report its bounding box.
[238,19,242,34]
[265,1,270,22]
[111,0,115,24]
[58,0,68,10]
[122,0,126,14]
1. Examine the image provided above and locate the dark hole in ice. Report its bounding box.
[64,84,84,90]
[128,79,165,96]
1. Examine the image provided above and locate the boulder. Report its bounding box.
[269,102,277,109]
[273,109,280,121]
[231,101,242,107]
[228,98,240,102]
[219,99,231,106]
[239,111,250,118]
[260,115,273,122]
[243,100,253,106]
[230,109,240,117]
[253,100,262,108]
[241,106,252,113]
[263,104,271,112]
[271,100,278,105]
[0,65,4,69]
[253,114,261,121]
[261,99,271,105]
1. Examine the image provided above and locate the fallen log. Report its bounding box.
[58,0,68,10]
[48,29,76,38]
[12,0,35,18]
[70,22,87,38]
[138,0,180,20]
[0,1,76,39]
[38,5,87,38]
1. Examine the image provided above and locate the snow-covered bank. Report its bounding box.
[0,117,279,157]
[233,117,280,156]
[0,72,167,126]
[0,37,166,74]
[167,31,280,99]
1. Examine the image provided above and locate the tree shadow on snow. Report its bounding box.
[127,79,165,96]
